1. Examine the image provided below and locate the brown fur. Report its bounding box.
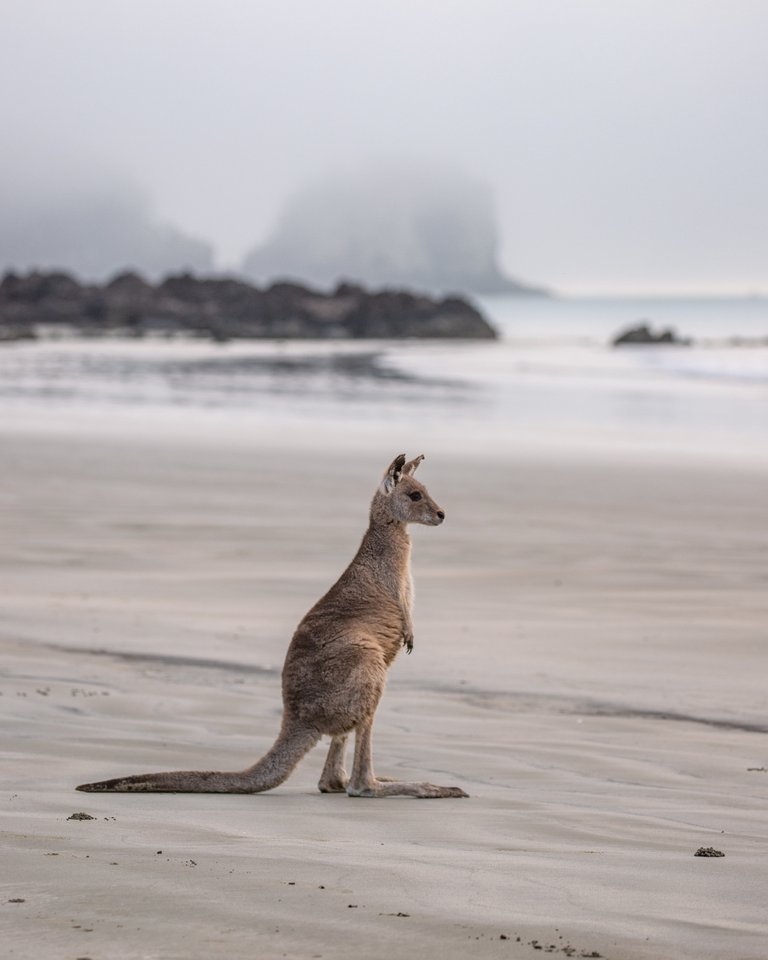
[77,454,468,799]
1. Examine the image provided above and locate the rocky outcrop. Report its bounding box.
[612,323,691,346]
[0,271,497,340]
[242,167,547,296]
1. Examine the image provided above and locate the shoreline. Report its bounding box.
[1,334,767,469]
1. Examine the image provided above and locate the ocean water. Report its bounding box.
[1,295,766,462]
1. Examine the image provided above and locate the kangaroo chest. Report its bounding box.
[383,540,412,613]
[369,534,413,617]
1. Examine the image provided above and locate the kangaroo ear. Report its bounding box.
[402,454,424,476]
[380,453,406,494]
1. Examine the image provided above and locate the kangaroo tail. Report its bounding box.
[76,723,321,793]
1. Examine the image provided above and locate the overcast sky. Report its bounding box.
[2,0,766,294]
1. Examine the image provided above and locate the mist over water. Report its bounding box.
[0,139,214,281]
[1,2,766,294]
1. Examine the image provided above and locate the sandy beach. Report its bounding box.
[2,418,767,960]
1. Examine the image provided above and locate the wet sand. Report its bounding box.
[2,424,767,959]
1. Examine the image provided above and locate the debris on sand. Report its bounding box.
[694,846,725,857]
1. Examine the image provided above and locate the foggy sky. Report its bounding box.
[2,0,766,294]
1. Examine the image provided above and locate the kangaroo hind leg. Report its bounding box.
[318,734,349,793]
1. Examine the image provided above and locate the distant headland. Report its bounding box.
[242,167,548,297]
[0,270,498,342]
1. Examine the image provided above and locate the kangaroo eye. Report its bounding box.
[408,492,422,502]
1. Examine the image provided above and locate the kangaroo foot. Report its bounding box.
[318,773,349,793]
[318,734,349,793]
[347,779,468,799]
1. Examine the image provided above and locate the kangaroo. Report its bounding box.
[77,454,468,799]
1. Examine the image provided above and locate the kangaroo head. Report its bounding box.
[373,453,445,526]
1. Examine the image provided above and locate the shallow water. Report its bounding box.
[1,295,766,462]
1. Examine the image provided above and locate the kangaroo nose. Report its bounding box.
[437,510,445,521]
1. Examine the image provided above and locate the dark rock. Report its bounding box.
[105,271,155,302]
[0,270,497,341]
[612,323,692,346]
[694,846,725,857]
[0,270,91,327]
[1,269,82,303]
